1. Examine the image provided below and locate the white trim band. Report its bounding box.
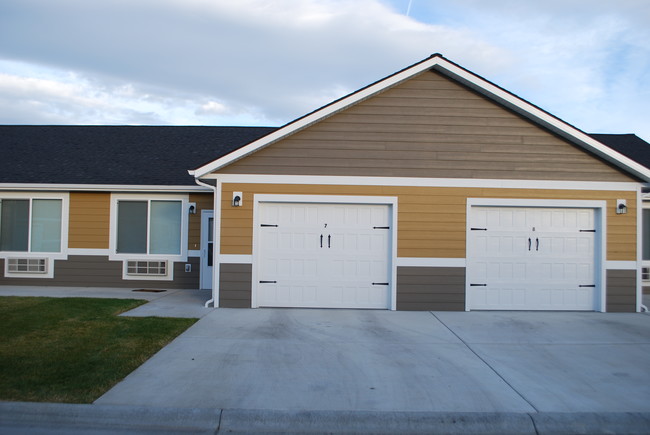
[396,257,466,268]
[209,174,639,192]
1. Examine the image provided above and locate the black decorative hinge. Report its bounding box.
[372,282,389,286]
[579,229,596,233]
[259,280,277,284]
[470,283,487,286]
[470,228,487,231]
[373,226,390,229]
[579,284,596,288]
[261,224,278,227]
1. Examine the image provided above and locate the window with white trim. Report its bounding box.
[0,198,63,253]
[116,200,182,255]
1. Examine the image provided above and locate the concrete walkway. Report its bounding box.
[0,285,213,318]
[1,286,650,433]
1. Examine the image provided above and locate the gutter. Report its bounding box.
[193,176,219,308]
[0,183,211,193]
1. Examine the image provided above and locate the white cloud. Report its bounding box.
[0,0,648,140]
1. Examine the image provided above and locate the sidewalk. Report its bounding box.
[0,286,213,318]
[2,402,650,434]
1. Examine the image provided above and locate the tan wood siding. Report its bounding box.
[188,193,213,251]
[220,183,636,261]
[0,256,199,289]
[606,269,636,312]
[219,263,252,308]
[397,266,465,311]
[68,192,110,249]
[215,71,635,182]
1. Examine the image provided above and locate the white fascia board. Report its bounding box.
[430,59,650,182]
[0,183,211,193]
[210,173,640,192]
[192,56,443,178]
[194,54,650,182]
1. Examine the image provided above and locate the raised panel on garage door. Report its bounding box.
[467,206,597,311]
[257,202,391,309]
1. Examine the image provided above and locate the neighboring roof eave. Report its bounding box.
[193,54,650,182]
[0,183,212,192]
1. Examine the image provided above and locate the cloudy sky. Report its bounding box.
[0,0,648,140]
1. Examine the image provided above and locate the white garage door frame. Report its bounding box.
[466,198,607,312]
[251,194,399,310]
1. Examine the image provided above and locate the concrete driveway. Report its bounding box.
[95,308,650,414]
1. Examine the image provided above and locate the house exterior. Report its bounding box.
[1,54,649,312]
[0,126,273,291]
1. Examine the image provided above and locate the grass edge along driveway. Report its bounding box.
[0,296,197,404]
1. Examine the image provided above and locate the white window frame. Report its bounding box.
[109,194,189,281]
[0,192,69,279]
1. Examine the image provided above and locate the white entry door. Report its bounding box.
[200,210,214,290]
[467,206,598,311]
[256,202,392,309]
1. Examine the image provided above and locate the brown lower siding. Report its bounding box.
[219,263,252,308]
[0,256,200,289]
[606,269,637,312]
[397,266,465,311]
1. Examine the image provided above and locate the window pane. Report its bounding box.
[150,201,182,254]
[117,201,148,254]
[31,199,62,252]
[641,209,650,260]
[0,199,29,251]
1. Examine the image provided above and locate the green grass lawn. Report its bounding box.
[0,296,197,403]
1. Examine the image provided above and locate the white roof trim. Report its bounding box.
[0,183,211,193]
[191,54,650,182]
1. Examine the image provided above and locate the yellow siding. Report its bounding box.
[219,183,636,261]
[68,192,110,249]
[188,193,213,250]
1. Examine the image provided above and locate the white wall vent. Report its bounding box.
[126,260,168,277]
[7,258,47,274]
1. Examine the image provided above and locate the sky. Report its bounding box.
[0,0,648,141]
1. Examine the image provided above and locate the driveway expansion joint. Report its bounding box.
[429,311,540,413]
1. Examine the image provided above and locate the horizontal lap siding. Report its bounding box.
[220,183,636,261]
[217,71,635,183]
[68,193,110,249]
[397,267,465,311]
[606,270,636,312]
[188,193,213,251]
[0,256,199,289]
[219,263,252,308]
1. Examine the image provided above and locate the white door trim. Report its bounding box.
[466,198,607,312]
[200,209,214,290]
[252,194,398,310]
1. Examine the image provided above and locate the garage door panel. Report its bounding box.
[257,202,391,309]
[468,206,597,311]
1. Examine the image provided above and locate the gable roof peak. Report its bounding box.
[191,55,650,182]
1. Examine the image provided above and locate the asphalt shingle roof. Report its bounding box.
[589,133,650,170]
[1,126,648,187]
[0,125,276,186]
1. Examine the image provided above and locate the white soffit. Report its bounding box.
[191,54,650,182]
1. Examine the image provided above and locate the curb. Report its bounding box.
[1,402,650,434]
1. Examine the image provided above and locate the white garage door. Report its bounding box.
[256,202,391,309]
[467,206,598,311]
